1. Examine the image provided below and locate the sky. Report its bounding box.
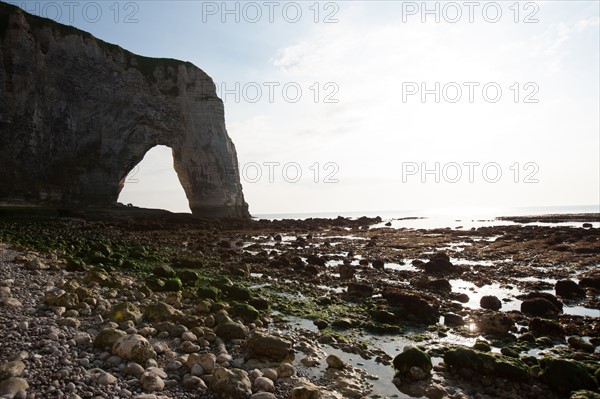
[8,0,600,215]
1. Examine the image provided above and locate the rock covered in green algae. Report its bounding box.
[214,315,249,341]
[529,317,566,338]
[443,347,528,381]
[381,288,439,325]
[231,303,260,322]
[153,264,176,278]
[163,277,182,291]
[197,285,222,301]
[393,347,432,376]
[539,358,597,395]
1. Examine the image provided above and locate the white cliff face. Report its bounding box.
[0,3,249,218]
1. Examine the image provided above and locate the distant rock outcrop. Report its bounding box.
[0,3,249,218]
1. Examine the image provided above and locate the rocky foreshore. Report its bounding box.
[0,214,598,399]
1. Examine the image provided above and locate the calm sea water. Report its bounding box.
[254,204,600,230]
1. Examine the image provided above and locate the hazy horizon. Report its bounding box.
[8,1,599,215]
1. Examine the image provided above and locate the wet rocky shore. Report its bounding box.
[0,212,598,399]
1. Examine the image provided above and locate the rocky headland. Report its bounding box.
[0,3,248,218]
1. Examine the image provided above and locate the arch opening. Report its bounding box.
[118,145,191,213]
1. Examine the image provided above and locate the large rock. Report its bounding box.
[480,295,502,311]
[529,318,565,338]
[0,3,248,218]
[186,353,216,374]
[140,372,165,393]
[518,292,563,312]
[539,359,597,395]
[555,280,586,298]
[44,291,78,308]
[0,377,29,396]
[93,328,127,349]
[0,360,25,380]
[215,316,249,341]
[247,331,293,361]
[290,383,322,399]
[443,347,528,381]
[143,302,179,322]
[521,298,560,316]
[381,288,439,325]
[109,301,142,323]
[477,312,513,335]
[112,334,157,363]
[392,347,432,376]
[423,252,455,274]
[211,367,252,399]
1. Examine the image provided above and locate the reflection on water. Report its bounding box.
[385,263,419,272]
[450,278,599,317]
[280,315,418,399]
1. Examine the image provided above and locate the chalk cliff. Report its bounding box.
[0,3,249,218]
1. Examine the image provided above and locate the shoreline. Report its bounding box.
[0,214,599,398]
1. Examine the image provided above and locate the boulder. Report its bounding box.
[186,353,216,374]
[529,318,565,338]
[443,313,464,326]
[143,302,179,322]
[109,301,142,323]
[443,347,528,381]
[477,312,513,335]
[555,280,586,298]
[0,377,29,396]
[290,383,321,399]
[347,282,374,298]
[94,328,127,349]
[423,252,454,274]
[518,292,563,312]
[0,361,25,380]
[326,354,345,369]
[211,367,252,399]
[247,331,293,361]
[112,334,157,363]
[215,317,249,341]
[480,295,502,311]
[425,279,452,292]
[521,298,560,316]
[579,274,600,289]
[44,292,78,308]
[392,347,432,377]
[567,336,595,353]
[231,304,260,322]
[140,372,165,393]
[382,288,439,325]
[539,359,596,395]
[153,264,176,279]
[253,376,275,392]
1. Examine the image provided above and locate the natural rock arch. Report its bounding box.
[118,145,190,212]
[0,3,249,218]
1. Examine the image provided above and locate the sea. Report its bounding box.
[254,204,600,230]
